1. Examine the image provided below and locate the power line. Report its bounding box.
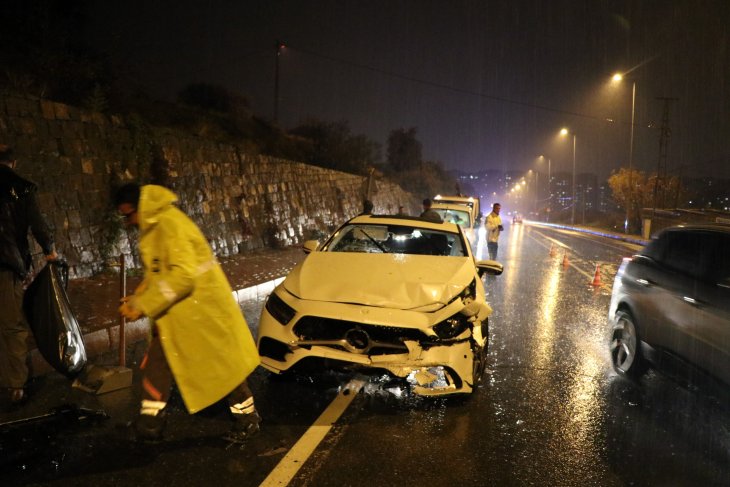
[288,45,613,125]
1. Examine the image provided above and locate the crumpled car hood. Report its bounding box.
[283,252,475,310]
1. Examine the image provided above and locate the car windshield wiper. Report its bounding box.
[357,228,389,253]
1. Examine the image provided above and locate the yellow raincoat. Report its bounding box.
[133,185,260,413]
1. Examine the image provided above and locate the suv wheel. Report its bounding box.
[610,310,649,379]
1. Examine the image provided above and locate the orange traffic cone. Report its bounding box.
[591,263,601,286]
[549,244,556,257]
[562,250,570,267]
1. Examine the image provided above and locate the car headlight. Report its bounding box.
[433,314,469,339]
[461,278,477,300]
[265,292,296,325]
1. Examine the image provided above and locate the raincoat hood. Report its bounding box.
[283,252,475,310]
[139,185,179,232]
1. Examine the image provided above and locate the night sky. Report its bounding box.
[87,1,730,180]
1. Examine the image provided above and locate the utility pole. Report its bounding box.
[673,164,684,208]
[652,97,677,219]
[273,40,285,123]
[571,134,576,225]
[626,81,636,234]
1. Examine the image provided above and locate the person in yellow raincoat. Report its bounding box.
[114,183,261,442]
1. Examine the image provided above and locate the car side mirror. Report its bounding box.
[302,240,319,254]
[476,260,503,277]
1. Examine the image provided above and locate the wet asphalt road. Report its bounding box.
[3,222,730,486]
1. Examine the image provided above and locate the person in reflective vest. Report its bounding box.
[485,203,504,260]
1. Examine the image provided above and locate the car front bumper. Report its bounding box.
[257,294,487,395]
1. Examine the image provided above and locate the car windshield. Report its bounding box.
[433,208,471,229]
[325,223,466,256]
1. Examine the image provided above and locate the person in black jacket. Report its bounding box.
[0,145,57,406]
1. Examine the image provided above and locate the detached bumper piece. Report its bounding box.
[407,366,458,395]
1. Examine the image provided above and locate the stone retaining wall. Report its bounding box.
[0,93,415,276]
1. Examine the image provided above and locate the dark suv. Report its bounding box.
[608,225,730,383]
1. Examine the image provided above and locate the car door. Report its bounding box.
[639,230,705,362]
[689,232,730,383]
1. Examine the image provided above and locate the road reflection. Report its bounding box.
[499,223,524,307]
[532,259,561,371]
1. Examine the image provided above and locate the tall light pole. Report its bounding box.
[527,170,538,215]
[560,128,577,225]
[534,170,539,215]
[612,73,636,234]
[274,40,286,123]
[539,155,551,221]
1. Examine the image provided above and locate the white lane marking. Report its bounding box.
[259,378,365,487]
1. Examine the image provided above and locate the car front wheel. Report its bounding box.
[471,321,489,388]
[610,310,649,379]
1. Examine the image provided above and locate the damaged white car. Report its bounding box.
[256,214,503,396]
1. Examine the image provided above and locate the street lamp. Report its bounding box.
[538,155,551,221]
[560,128,577,225]
[612,73,636,234]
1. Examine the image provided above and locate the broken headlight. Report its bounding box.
[462,278,477,300]
[448,278,477,306]
[265,292,296,325]
[433,313,469,339]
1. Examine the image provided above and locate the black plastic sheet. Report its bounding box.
[23,262,87,377]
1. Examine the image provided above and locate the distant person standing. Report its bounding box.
[485,203,504,260]
[0,145,57,407]
[420,198,442,223]
[115,183,261,442]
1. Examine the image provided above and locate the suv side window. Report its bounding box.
[710,233,730,285]
[641,236,665,261]
[660,231,705,279]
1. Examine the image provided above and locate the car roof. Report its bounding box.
[659,223,730,234]
[348,214,461,232]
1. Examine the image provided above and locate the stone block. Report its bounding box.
[4,97,21,116]
[18,117,36,135]
[53,102,71,120]
[80,227,92,246]
[47,123,62,139]
[80,249,95,263]
[69,230,81,246]
[81,158,94,174]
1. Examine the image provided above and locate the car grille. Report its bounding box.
[293,316,427,355]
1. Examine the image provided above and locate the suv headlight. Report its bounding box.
[265,292,296,325]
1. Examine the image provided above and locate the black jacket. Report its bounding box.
[0,165,54,277]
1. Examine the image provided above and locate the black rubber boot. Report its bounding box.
[134,412,166,442]
[224,411,261,443]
